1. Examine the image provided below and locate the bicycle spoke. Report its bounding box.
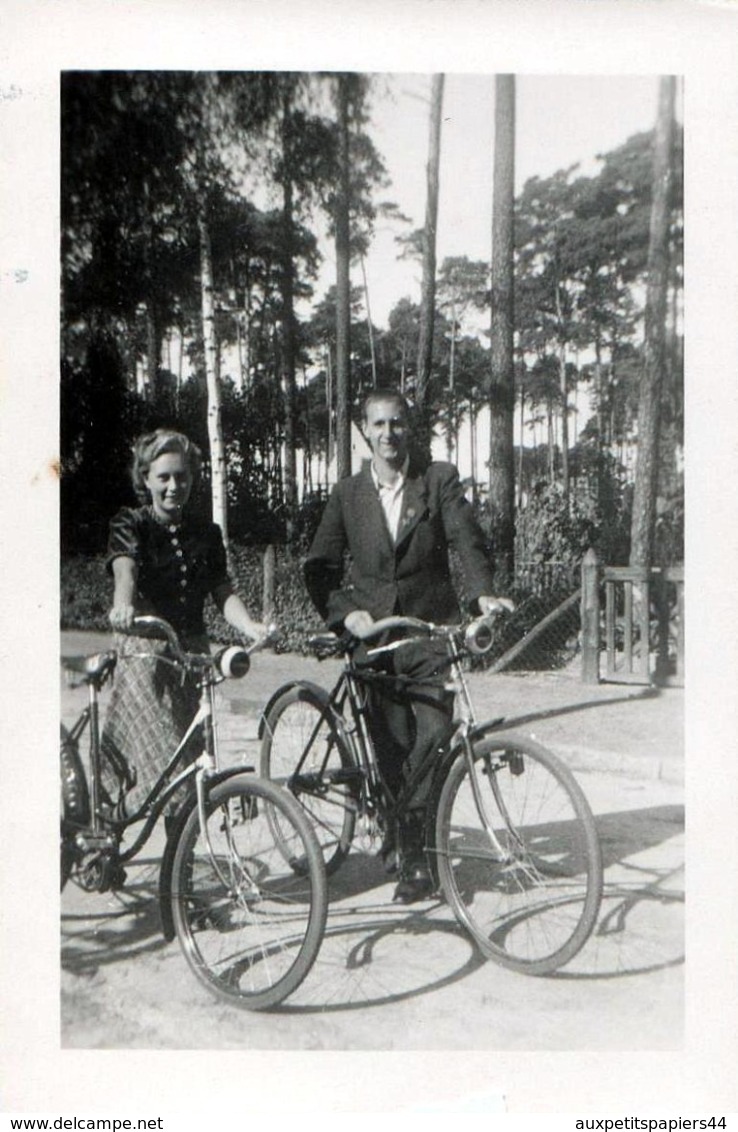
[261,689,357,874]
[436,736,602,975]
[171,776,327,1009]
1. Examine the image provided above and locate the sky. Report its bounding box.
[315,73,669,329]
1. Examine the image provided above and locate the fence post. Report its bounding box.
[581,547,600,684]
[262,544,276,626]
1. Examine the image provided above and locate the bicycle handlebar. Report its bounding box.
[361,609,506,659]
[128,614,278,671]
[130,614,187,657]
[360,615,435,641]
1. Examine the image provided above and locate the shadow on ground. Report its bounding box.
[61,802,684,1012]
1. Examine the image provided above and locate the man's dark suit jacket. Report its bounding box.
[304,458,496,632]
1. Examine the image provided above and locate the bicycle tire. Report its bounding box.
[60,724,89,891]
[435,733,603,975]
[260,685,358,874]
[170,773,327,1010]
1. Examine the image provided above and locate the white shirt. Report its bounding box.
[371,458,409,543]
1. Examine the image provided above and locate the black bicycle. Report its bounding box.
[61,614,327,1010]
[260,613,603,976]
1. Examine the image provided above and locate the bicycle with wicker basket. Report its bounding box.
[60,614,327,1010]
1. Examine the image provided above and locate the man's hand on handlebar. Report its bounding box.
[343,610,376,640]
[344,602,512,643]
[478,595,515,617]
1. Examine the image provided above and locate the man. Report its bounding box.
[304,389,512,901]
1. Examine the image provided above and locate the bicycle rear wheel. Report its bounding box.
[260,685,358,874]
[170,773,327,1010]
[60,724,89,891]
[435,734,602,975]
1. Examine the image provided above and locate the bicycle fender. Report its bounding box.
[257,680,332,740]
[60,725,90,827]
[427,716,508,797]
[158,766,247,942]
[423,717,503,855]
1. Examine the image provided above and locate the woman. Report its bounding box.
[100,428,264,819]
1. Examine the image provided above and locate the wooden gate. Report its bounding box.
[581,550,684,686]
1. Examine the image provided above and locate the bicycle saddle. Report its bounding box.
[61,650,117,686]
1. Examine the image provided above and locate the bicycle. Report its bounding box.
[60,614,327,1010]
[259,612,604,976]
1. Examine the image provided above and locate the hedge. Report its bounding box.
[61,545,581,670]
[61,545,324,654]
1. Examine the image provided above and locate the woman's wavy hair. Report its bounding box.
[131,429,202,504]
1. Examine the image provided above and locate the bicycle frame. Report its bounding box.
[298,616,514,856]
[260,611,604,975]
[63,617,331,1010]
[63,616,260,878]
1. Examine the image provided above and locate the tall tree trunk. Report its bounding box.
[242,286,252,390]
[594,335,607,513]
[416,73,445,451]
[360,255,377,388]
[235,313,244,392]
[280,89,298,542]
[487,74,516,587]
[141,177,159,400]
[469,400,478,504]
[198,210,229,555]
[555,288,570,502]
[547,399,555,483]
[325,344,334,474]
[176,322,183,403]
[517,374,525,509]
[448,296,457,391]
[630,76,676,567]
[444,396,455,461]
[335,74,352,480]
[229,258,244,394]
[144,302,159,399]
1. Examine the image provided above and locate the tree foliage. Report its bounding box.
[61,73,683,576]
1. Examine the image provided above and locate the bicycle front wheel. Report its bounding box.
[260,685,358,874]
[435,734,603,975]
[170,773,327,1010]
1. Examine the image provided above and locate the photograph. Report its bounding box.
[2,0,738,1120]
[58,69,685,1050]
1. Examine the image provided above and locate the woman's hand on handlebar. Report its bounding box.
[240,618,269,643]
[220,593,268,644]
[109,601,136,632]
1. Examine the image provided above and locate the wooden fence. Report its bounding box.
[581,548,684,686]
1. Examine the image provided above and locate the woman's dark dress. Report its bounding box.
[99,505,233,817]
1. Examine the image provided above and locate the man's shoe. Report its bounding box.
[393,862,434,904]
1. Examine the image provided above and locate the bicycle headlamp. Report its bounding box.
[464,615,496,656]
[216,646,251,679]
